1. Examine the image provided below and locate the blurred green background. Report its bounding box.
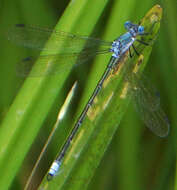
[0,0,176,190]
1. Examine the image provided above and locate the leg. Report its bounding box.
[132,44,139,56]
[136,39,149,46]
[129,47,133,58]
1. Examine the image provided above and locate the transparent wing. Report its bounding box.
[131,74,160,111]
[7,24,112,54]
[16,50,110,77]
[128,73,170,137]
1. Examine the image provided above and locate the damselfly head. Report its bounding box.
[124,21,144,36]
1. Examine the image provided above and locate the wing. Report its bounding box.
[131,74,160,111]
[16,50,110,77]
[7,24,112,54]
[129,73,170,137]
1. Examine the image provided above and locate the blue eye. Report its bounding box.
[124,21,132,30]
[138,26,144,34]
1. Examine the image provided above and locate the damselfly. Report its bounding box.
[7,21,170,181]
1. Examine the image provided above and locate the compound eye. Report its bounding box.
[138,25,144,34]
[124,21,132,30]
